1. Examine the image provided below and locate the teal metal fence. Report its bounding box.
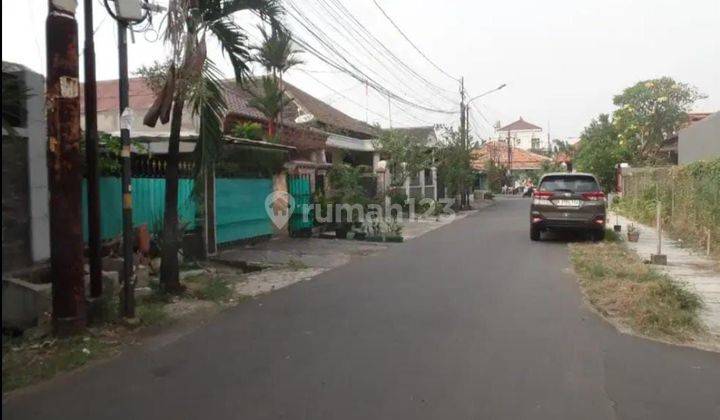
[287,174,313,234]
[215,178,273,244]
[81,177,197,241]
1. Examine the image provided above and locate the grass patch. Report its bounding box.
[2,333,119,393]
[286,258,309,271]
[570,232,703,340]
[136,300,169,326]
[183,274,232,303]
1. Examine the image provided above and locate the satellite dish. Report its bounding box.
[295,113,314,124]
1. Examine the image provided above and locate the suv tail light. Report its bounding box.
[533,191,553,199]
[582,191,606,201]
[532,190,553,205]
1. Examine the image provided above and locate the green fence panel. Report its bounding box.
[82,177,196,241]
[287,175,313,232]
[215,178,273,244]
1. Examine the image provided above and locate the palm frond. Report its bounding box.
[208,18,253,84]
[247,76,293,119]
[189,59,228,178]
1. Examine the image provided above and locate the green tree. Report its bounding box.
[612,77,705,162]
[373,129,432,188]
[574,114,624,191]
[436,127,474,205]
[142,0,280,293]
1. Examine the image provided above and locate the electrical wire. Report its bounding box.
[283,4,458,115]
[370,0,459,83]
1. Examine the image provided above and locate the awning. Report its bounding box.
[326,133,376,152]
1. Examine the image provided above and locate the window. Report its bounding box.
[539,175,600,193]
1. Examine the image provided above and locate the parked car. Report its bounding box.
[529,173,606,241]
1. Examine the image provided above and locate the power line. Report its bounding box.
[298,69,440,127]
[321,0,457,100]
[370,0,459,82]
[291,0,451,108]
[283,6,458,115]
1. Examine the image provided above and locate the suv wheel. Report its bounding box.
[530,226,541,241]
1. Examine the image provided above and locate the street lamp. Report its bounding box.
[468,84,507,104]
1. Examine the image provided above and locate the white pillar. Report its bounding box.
[431,166,438,201]
[419,169,426,198]
[402,162,410,198]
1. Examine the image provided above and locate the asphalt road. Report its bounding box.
[4,198,720,419]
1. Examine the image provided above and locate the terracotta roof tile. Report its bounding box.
[471,141,550,170]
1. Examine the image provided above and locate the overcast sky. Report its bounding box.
[3,0,719,141]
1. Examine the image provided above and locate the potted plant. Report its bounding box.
[627,224,640,242]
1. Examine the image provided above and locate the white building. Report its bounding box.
[496,117,543,151]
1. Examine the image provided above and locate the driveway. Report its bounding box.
[4,198,720,419]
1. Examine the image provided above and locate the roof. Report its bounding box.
[224,78,378,139]
[471,141,550,171]
[84,78,157,113]
[661,111,716,151]
[498,117,542,132]
[84,77,378,139]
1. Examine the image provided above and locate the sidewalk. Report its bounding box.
[610,212,720,338]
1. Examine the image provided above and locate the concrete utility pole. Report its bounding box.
[117,20,135,318]
[83,0,103,301]
[46,0,86,334]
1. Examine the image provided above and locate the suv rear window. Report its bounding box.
[539,175,600,193]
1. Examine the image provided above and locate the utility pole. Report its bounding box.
[83,0,103,301]
[117,20,135,319]
[106,0,165,318]
[46,0,86,335]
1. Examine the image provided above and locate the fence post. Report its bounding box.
[651,200,667,265]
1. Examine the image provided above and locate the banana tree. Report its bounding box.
[143,0,280,293]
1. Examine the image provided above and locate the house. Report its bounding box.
[471,140,551,171]
[381,125,441,200]
[496,117,544,151]
[221,79,380,195]
[659,112,717,164]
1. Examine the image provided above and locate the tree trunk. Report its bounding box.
[160,95,185,293]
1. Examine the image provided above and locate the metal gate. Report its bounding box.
[287,174,313,236]
[215,178,274,244]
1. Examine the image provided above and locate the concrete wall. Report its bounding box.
[2,64,50,272]
[678,112,720,164]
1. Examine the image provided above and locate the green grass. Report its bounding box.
[286,258,309,271]
[136,301,169,326]
[2,334,118,393]
[182,274,233,303]
[570,237,703,340]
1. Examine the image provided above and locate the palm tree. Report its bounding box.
[143,0,281,293]
[250,25,303,137]
[247,76,293,139]
[255,26,303,81]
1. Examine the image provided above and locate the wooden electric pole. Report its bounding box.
[46,0,86,335]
